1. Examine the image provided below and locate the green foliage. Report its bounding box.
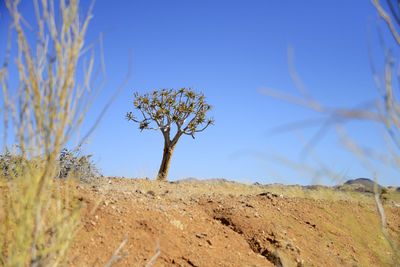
[127,88,214,139]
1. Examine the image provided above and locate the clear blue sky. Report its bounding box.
[0,1,398,185]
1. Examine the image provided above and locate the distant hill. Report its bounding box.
[343,178,384,193]
[174,177,234,183]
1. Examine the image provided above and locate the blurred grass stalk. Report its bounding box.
[261,0,399,263]
[0,0,96,265]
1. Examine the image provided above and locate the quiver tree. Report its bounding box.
[127,88,214,181]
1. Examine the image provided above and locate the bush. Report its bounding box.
[0,150,25,179]
[0,147,101,183]
[58,147,101,183]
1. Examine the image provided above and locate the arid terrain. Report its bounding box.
[65,178,400,267]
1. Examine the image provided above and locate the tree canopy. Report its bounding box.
[126,88,214,140]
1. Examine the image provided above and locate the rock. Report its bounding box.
[259,192,279,199]
[147,190,156,196]
[170,219,184,230]
[195,233,207,238]
[296,258,305,267]
[305,221,316,228]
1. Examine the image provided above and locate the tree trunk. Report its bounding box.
[157,142,175,181]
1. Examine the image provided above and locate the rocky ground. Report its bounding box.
[67,178,400,267]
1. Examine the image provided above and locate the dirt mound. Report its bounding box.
[63,178,400,266]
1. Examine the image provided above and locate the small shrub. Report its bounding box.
[58,147,101,183]
[0,150,25,179]
[0,147,100,183]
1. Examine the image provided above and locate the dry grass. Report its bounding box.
[0,0,97,265]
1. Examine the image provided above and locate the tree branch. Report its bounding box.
[129,88,213,142]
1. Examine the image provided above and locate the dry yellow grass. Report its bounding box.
[0,0,97,265]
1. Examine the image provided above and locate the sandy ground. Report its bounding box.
[66,178,400,267]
